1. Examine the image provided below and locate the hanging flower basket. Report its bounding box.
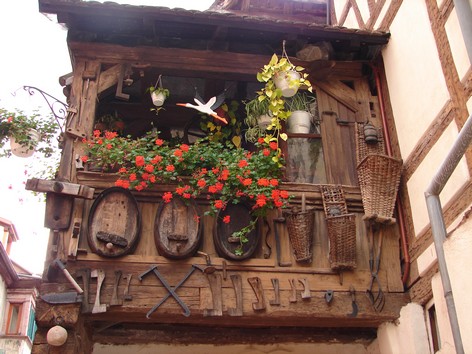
[151,91,167,107]
[273,70,301,97]
[10,128,40,158]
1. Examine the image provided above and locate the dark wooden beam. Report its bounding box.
[93,324,377,345]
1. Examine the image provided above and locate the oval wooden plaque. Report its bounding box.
[154,197,202,259]
[213,202,259,261]
[87,187,141,257]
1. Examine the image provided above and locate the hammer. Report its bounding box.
[48,259,83,294]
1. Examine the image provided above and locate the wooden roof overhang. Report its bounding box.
[39,0,391,135]
[39,0,390,64]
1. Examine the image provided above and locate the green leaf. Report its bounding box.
[280,133,288,141]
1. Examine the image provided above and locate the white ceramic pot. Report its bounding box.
[9,129,40,158]
[151,91,166,106]
[288,111,311,134]
[273,70,301,97]
[257,114,272,130]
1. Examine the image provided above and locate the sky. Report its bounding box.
[0,0,213,274]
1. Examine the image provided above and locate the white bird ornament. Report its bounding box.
[177,96,228,124]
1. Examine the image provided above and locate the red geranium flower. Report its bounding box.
[163,192,173,203]
[155,138,164,146]
[242,178,252,186]
[257,178,269,186]
[214,199,225,209]
[166,165,175,172]
[223,215,231,224]
[135,156,145,167]
[238,159,248,168]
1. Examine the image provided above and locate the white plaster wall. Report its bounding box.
[406,122,469,234]
[93,342,372,354]
[376,303,430,354]
[442,216,472,352]
[445,8,471,80]
[382,0,450,158]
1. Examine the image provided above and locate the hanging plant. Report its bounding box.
[147,75,170,108]
[254,41,313,158]
[0,107,60,158]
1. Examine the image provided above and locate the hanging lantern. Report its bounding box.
[363,122,379,144]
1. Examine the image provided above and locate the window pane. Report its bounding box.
[7,304,21,334]
[286,138,326,184]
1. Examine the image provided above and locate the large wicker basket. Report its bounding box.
[357,154,402,222]
[355,123,402,223]
[283,208,314,262]
[320,185,357,270]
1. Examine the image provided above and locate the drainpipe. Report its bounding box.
[372,65,411,287]
[424,113,472,354]
[452,0,472,61]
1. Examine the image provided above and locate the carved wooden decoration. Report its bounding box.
[154,197,202,259]
[87,187,141,257]
[213,202,259,260]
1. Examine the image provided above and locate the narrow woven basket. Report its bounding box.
[326,214,357,270]
[321,185,357,270]
[357,154,402,221]
[283,208,314,262]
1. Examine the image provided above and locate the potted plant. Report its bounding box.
[285,92,317,134]
[82,132,292,255]
[149,86,170,107]
[147,75,169,105]
[0,107,59,158]
[244,97,271,143]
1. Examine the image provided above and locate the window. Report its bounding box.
[425,299,441,353]
[284,91,326,184]
[6,303,22,335]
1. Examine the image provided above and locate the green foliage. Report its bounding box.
[285,92,316,112]
[147,86,170,98]
[199,101,242,147]
[0,107,60,158]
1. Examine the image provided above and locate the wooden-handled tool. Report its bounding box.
[299,278,311,299]
[76,268,92,313]
[228,274,243,316]
[123,274,133,301]
[289,278,297,303]
[50,259,84,294]
[269,278,280,306]
[110,270,123,306]
[248,277,266,311]
[91,269,107,313]
[204,273,223,317]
